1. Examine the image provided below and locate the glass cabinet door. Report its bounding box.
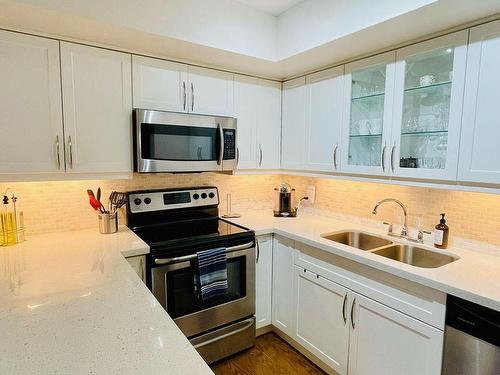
[341,52,396,175]
[392,31,468,180]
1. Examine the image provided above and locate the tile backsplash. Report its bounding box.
[284,175,500,246]
[0,173,281,236]
[2,173,500,247]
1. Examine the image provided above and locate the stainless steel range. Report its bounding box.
[126,187,255,364]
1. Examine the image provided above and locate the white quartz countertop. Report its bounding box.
[0,227,213,375]
[225,210,500,312]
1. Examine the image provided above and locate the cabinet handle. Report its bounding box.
[236,147,240,167]
[342,293,347,324]
[255,239,260,264]
[55,135,61,170]
[217,123,224,166]
[333,144,338,170]
[68,136,73,169]
[258,144,263,167]
[350,298,356,329]
[390,144,396,173]
[182,81,187,111]
[381,144,387,172]
[191,82,194,111]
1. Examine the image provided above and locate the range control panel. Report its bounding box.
[128,188,219,213]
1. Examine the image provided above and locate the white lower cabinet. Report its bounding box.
[267,239,445,375]
[272,235,296,336]
[255,235,273,329]
[126,255,146,283]
[294,266,349,375]
[348,291,443,375]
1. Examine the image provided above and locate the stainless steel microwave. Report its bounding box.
[133,109,237,173]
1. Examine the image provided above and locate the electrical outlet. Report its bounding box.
[306,185,316,204]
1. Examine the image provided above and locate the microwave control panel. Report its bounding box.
[223,129,236,160]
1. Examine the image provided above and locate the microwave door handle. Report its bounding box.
[217,123,224,166]
[154,241,254,265]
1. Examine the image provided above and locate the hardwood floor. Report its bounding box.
[211,333,326,375]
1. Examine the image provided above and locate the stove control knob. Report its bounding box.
[193,193,200,200]
[134,198,142,205]
[209,192,215,199]
[201,193,207,199]
[144,197,152,205]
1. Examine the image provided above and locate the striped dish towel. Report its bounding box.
[196,247,228,301]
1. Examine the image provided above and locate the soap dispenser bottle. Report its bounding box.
[434,213,449,249]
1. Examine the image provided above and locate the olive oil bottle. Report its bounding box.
[1,194,17,246]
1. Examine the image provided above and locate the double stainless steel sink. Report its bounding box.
[321,230,458,268]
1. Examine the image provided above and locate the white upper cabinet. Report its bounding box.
[255,235,273,329]
[234,76,281,170]
[281,77,306,170]
[256,79,281,169]
[234,75,258,169]
[272,236,296,337]
[459,20,500,184]
[132,56,188,112]
[304,67,344,172]
[132,56,233,117]
[392,31,468,181]
[187,66,234,116]
[60,42,132,174]
[348,292,443,375]
[294,266,350,375]
[0,31,64,176]
[340,52,396,176]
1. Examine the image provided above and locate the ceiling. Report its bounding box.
[235,0,303,16]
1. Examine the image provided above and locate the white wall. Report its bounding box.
[13,0,278,61]
[277,0,436,59]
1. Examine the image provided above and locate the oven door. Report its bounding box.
[134,109,236,172]
[151,240,255,338]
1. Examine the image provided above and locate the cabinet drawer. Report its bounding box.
[294,242,446,329]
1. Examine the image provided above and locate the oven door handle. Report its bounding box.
[154,241,254,265]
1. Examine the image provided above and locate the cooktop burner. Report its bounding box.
[133,218,252,252]
[126,187,254,255]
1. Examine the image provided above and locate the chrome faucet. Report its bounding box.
[372,198,409,238]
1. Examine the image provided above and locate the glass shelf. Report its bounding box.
[401,130,448,136]
[351,92,385,101]
[349,133,383,138]
[404,81,451,93]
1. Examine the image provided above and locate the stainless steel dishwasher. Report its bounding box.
[442,295,500,374]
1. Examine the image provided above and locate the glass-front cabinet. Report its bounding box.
[341,52,396,176]
[391,31,468,180]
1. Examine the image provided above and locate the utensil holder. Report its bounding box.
[98,212,118,234]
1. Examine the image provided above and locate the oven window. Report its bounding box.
[141,123,218,161]
[166,256,246,319]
